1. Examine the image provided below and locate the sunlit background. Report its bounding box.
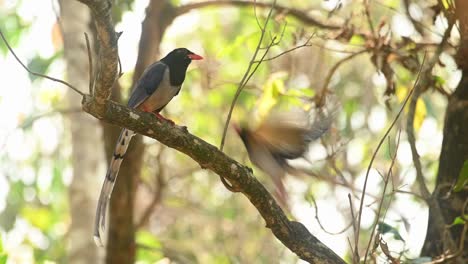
[0,0,460,263]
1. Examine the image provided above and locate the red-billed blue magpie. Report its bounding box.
[94,48,203,246]
[234,110,333,208]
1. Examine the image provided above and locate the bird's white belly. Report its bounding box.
[145,83,180,111]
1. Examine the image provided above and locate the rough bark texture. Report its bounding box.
[59,0,104,263]
[421,1,468,261]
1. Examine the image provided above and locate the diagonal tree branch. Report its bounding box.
[70,0,345,262]
[82,95,345,263]
[175,0,341,30]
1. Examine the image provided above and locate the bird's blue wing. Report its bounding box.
[127,62,167,108]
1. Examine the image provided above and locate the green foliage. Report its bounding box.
[0,14,30,56]
[450,216,466,226]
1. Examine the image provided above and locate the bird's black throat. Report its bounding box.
[161,55,192,86]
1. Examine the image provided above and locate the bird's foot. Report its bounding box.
[154,112,175,125]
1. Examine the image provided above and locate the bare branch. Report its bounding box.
[355,53,427,263]
[348,193,359,264]
[316,49,368,107]
[253,34,315,62]
[364,131,401,260]
[84,32,94,95]
[82,94,345,263]
[406,22,454,202]
[363,0,376,38]
[219,0,276,150]
[309,195,353,235]
[175,0,341,30]
[0,28,84,96]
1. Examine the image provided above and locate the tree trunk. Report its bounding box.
[59,0,104,263]
[102,1,174,263]
[421,1,468,261]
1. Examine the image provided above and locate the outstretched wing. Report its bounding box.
[127,62,168,108]
[255,111,332,160]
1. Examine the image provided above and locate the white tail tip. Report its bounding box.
[94,235,104,247]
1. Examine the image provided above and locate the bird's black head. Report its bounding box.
[161,48,203,86]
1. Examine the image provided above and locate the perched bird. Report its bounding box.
[94,48,203,246]
[234,110,333,207]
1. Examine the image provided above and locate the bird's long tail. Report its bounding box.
[94,128,135,247]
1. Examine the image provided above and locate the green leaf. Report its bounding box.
[451,216,466,226]
[349,35,365,45]
[454,160,468,192]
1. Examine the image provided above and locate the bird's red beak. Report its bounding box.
[188,53,203,60]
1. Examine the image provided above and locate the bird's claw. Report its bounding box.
[219,176,241,192]
[153,112,175,125]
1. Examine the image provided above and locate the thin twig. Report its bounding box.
[363,0,376,38]
[309,195,353,235]
[406,86,431,200]
[84,32,94,95]
[355,53,427,263]
[375,0,441,37]
[254,34,315,62]
[348,193,359,264]
[253,0,263,30]
[18,108,83,129]
[393,189,425,200]
[175,0,342,30]
[364,131,401,260]
[406,22,455,201]
[0,28,84,96]
[317,49,368,107]
[219,0,276,150]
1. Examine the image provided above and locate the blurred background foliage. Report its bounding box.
[0,0,463,263]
